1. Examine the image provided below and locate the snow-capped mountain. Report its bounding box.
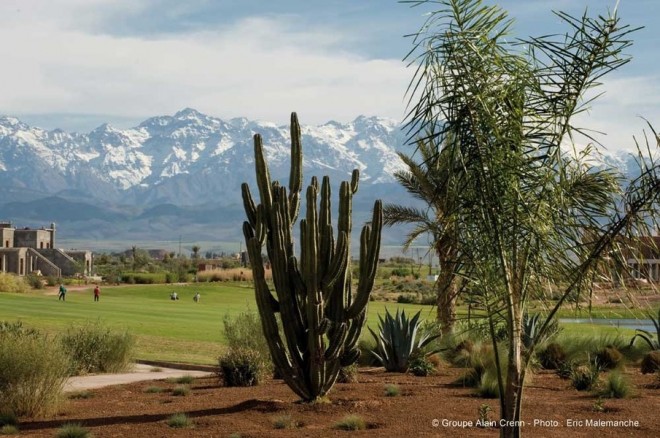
[0,109,407,206]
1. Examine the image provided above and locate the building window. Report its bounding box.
[19,259,24,275]
[4,240,8,248]
[40,242,44,249]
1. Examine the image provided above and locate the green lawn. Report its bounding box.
[0,283,647,364]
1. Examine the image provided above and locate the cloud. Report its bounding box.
[0,3,409,127]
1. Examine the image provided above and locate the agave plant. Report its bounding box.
[369,308,440,372]
[629,308,660,350]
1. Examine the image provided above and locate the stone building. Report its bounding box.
[627,235,660,283]
[0,222,93,277]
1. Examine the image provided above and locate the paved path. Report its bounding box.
[64,363,214,392]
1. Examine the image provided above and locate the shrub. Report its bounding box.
[172,385,190,396]
[595,347,624,370]
[0,321,40,338]
[396,294,416,304]
[222,311,273,374]
[357,337,380,366]
[0,331,69,416]
[409,356,436,377]
[640,351,660,374]
[55,423,91,438]
[272,414,299,429]
[538,343,567,370]
[59,321,134,375]
[475,370,500,399]
[0,273,29,293]
[570,364,600,391]
[337,364,359,383]
[218,347,267,387]
[0,425,19,435]
[599,372,631,399]
[68,391,93,400]
[334,415,367,431]
[166,413,193,429]
[369,308,441,372]
[173,375,194,384]
[144,386,165,394]
[384,384,400,397]
[25,274,44,290]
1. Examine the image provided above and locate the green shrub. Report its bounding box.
[570,364,600,391]
[272,414,299,429]
[166,413,193,429]
[0,332,69,416]
[595,347,624,370]
[409,356,436,376]
[0,321,40,338]
[538,342,567,370]
[337,364,359,383]
[144,386,165,394]
[0,424,19,435]
[475,370,500,398]
[45,276,58,287]
[357,337,380,366]
[384,384,400,397]
[59,321,134,375]
[599,372,631,399]
[396,294,416,304]
[0,273,29,293]
[173,375,194,384]
[218,347,267,387]
[55,423,91,438]
[641,351,660,374]
[172,385,190,396]
[334,415,367,431]
[0,412,17,427]
[222,311,273,373]
[25,274,44,290]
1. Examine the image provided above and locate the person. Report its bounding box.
[58,283,67,301]
[93,284,100,302]
[170,292,178,300]
[193,292,200,303]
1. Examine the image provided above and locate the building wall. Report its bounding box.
[14,229,53,249]
[1,228,14,248]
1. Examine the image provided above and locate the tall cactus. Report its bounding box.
[241,112,382,401]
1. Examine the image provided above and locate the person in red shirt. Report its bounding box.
[93,284,100,302]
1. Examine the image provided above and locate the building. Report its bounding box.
[627,235,660,283]
[0,222,93,278]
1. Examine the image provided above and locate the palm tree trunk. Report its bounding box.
[501,309,524,438]
[436,251,457,333]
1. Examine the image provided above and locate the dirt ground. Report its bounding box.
[15,365,659,437]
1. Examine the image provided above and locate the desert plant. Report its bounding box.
[334,415,367,431]
[59,321,134,375]
[171,385,190,396]
[475,370,500,399]
[477,403,493,427]
[0,331,69,416]
[384,384,400,397]
[272,414,299,429]
[337,364,359,383]
[629,308,660,350]
[241,112,382,402]
[570,364,600,391]
[369,308,440,372]
[598,372,632,399]
[218,347,267,387]
[166,413,193,429]
[144,386,165,394]
[222,311,273,373]
[640,350,660,374]
[409,356,436,376]
[595,347,624,370]
[538,343,567,370]
[0,273,29,293]
[173,375,194,384]
[0,320,40,338]
[0,424,18,435]
[592,397,606,413]
[68,390,93,400]
[55,423,91,438]
[0,412,17,430]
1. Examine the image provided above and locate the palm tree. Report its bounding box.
[383,139,461,333]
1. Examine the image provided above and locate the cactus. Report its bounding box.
[241,112,382,401]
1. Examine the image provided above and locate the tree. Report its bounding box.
[403,1,659,437]
[383,139,461,332]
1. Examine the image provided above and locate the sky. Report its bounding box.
[0,0,658,152]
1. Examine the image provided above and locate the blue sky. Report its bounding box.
[0,0,658,152]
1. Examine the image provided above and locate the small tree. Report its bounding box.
[403,1,659,437]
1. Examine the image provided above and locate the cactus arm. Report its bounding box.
[241,183,257,227]
[288,112,303,222]
[350,169,360,194]
[253,134,274,213]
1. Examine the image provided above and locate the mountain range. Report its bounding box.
[0,109,645,254]
[0,109,412,252]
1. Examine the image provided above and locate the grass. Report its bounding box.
[171,375,195,384]
[334,415,367,431]
[55,423,92,438]
[68,391,94,400]
[598,372,633,399]
[166,413,193,429]
[384,384,400,397]
[272,414,299,429]
[0,425,19,435]
[143,386,166,394]
[171,385,190,396]
[0,282,647,365]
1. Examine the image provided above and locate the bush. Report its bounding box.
[599,372,631,399]
[25,274,44,289]
[337,364,359,383]
[0,321,40,338]
[475,370,500,398]
[357,337,380,366]
[55,423,91,438]
[172,385,190,396]
[59,321,134,375]
[641,350,660,374]
[570,364,600,391]
[384,384,400,397]
[218,347,267,387]
[144,386,165,394]
[409,356,436,377]
[0,425,19,435]
[595,347,624,370]
[334,415,367,431]
[0,273,29,293]
[272,414,299,429]
[222,311,273,374]
[396,294,416,304]
[0,412,18,428]
[0,331,69,416]
[538,342,567,370]
[166,413,193,429]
